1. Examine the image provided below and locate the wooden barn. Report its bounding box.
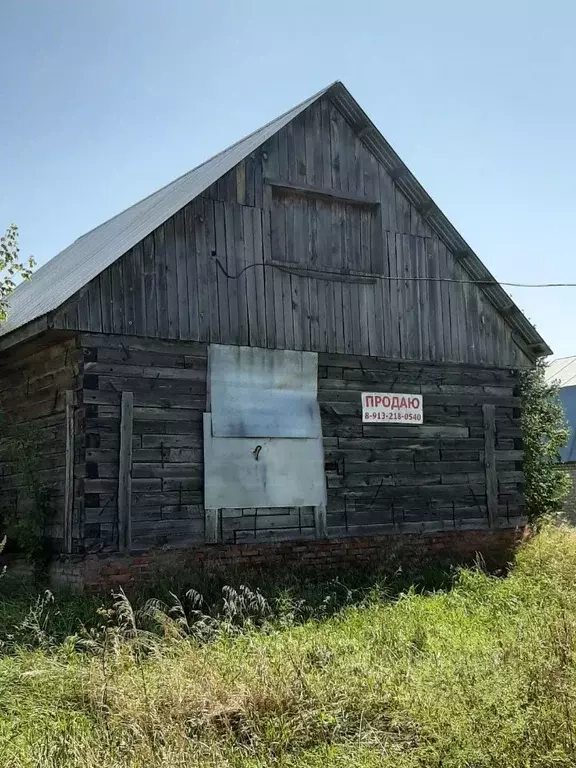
[0,82,551,588]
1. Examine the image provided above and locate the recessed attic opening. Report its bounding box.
[267,180,380,273]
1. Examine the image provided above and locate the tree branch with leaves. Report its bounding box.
[0,224,35,322]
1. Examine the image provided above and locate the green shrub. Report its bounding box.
[521,358,571,523]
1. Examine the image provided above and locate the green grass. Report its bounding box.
[1,526,576,766]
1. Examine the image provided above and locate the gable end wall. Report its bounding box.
[52,97,531,369]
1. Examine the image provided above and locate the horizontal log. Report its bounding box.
[132,491,202,507]
[162,477,203,491]
[141,434,203,448]
[363,425,470,438]
[96,347,207,370]
[80,333,208,356]
[84,362,206,381]
[131,463,202,479]
[161,504,204,519]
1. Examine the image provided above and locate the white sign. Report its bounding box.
[361,392,423,424]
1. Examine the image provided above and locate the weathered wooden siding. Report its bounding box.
[53,98,529,368]
[0,337,82,550]
[318,354,524,533]
[77,334,523,554]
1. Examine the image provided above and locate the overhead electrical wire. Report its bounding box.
[212,256,576,289]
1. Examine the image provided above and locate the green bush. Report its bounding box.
[521,358,571,523]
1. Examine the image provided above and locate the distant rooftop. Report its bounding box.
[546,357,576,462]
[546,356,576,388]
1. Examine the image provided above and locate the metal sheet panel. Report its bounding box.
[209,345,321,438]
[203,414,326,509]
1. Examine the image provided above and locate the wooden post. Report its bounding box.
[63,390,74,553]
[118,391,134,552]
[205,508,219,544]
[482,404,497,528]
[314,503,328,539]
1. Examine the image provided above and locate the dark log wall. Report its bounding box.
[78,334,523,554]
[0,337,82,550]
[319,354,524,533]
[54,97,530,368]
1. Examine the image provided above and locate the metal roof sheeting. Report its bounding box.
[545,359,576,463]
[546,356,576,388]
[0,81,551,358]
[0,85,329,338]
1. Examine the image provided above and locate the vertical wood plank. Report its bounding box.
[214,200,230,342]
[234,203,249,346]
[438,242,454,363]
[164,217,179,338]
[142,233,158,338]
[174,209,190,340]
[87,283,103,334]
[409,235,423,360]
[253,152,263,209]
[236,161,246,205]
[307,102,321,186]
[277,124,289,181]
[314,503,328,539]
[385,232,400,357]
[271,200,287,347]
[99,271,112,334]
[122,248,136,335]
[64,390,74,554]
[293,113,307,183]
[204,198,220,344]
[320,98,332,189]
[154,225,169,339]
[394,233,406,358]
[426,236,443,362]
[243,206,259,346]
[118,391,134,553]
[416,236,431,362]
[262,207,276,349]
[224,203,240,344]
[307,200,320,351]
[329,103,341,191]
[245,154,256,207]
[132,242,145,336]
[195,199,211,341]
[483,404,497,528]
[252,207,267,347]
[205,508,219,544]
[183,203,200,341]
[286,120,296,183]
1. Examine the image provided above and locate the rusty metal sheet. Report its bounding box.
[203,414,326,509]
[208,345,321,438]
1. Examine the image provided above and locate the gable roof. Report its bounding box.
[1,81,551,358]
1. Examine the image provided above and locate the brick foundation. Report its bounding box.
[48,528,527,592]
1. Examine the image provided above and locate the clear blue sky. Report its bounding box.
[1,0,575,356]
